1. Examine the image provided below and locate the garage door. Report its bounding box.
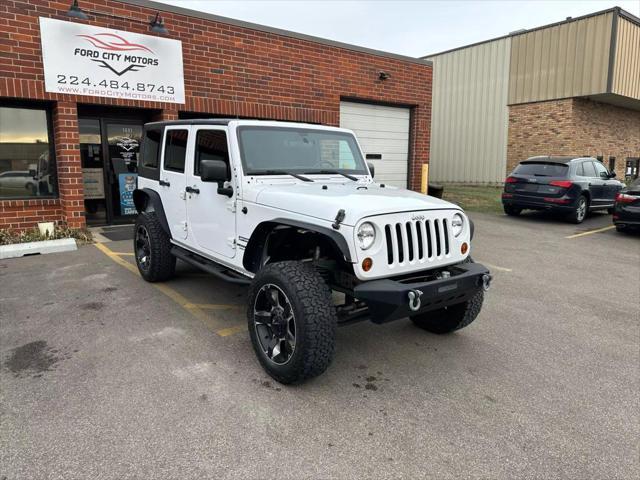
[339,101,410,188]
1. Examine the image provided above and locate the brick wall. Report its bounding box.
[507,98,640,176]
[0,0,432,230]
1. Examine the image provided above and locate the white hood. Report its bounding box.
[250,181,460,226]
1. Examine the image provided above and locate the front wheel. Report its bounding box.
[410,290,484,334]
[134,212,176,282]
[247,261,337,384]
[568,195,588,224]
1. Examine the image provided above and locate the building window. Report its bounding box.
[0,105,57,199]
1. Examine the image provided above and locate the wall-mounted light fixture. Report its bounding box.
[149,12,168,34]
[63,1,170,35]
[66,0,88,20]
[378,71,391,81]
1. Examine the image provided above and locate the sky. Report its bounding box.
[156,0,640,58]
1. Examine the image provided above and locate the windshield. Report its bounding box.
[237,127,368,175]
[514,162,568,177]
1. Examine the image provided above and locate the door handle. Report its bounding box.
[159,179,170,187]
[185,186,200,194]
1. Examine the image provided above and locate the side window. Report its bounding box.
[141,128,162,168]
[576,163,585,177]
[194,130,229,176]
[163,129,188,173]
[581,161,597,178]
[593,161,609,179]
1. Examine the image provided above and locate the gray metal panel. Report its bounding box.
[426,38,511,184]
[612,17,640,100]
[508,11,613,104]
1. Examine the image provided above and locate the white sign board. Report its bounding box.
[39,17,185,104]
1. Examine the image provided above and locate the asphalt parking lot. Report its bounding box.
[1,211,638,479]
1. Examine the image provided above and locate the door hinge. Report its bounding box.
[179,191,186,200]
[227,237,236,249]
[182,221,188,231]
[226,199,236,213]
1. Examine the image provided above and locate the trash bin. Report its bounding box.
[428,183,444,199]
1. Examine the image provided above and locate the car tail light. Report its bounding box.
[502,193,513,198]
[505,176,517,183]
[616,193,636,203]
[544,197,570,204]
[550,180,573,188]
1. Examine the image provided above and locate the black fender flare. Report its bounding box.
[132,188,171,238]
[243,218,353,273]
[469,218,475,240]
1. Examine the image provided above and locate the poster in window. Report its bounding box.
[118,173,138,215]
[82,168,105,199]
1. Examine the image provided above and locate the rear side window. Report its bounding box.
[514,162,568,177]
[593,161,609,178]
[141,128,162,168]
[163,129,188,173]
[581,161,597,177]
[194,130,229,176]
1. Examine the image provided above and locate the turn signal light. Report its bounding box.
[461,242,468,254]
[550,180,573,188]
[362,257,373,272]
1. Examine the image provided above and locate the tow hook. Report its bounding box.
[408,289,423,311]
[481,274,492,291]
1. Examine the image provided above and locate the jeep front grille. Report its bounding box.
[384,218,450,265]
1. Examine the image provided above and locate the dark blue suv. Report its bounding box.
[502,156,624,224]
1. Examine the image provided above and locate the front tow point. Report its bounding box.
[482,274,492,291]
[408,289,423,311]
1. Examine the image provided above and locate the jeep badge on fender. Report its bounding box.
[132,119,491,384]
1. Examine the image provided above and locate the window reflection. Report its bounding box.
[0,106,57,198]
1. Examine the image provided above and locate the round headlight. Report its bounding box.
[357,222,376,250]
[452,213,464,237]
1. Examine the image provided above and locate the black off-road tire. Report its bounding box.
[247,261,337,384]
[410,290,484,334]
[503,205,522,216]
[134,212,176,282]
[568,195,588,224]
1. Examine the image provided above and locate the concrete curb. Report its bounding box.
[0,238,78,260]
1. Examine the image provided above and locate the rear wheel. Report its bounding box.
[568,195,588,224]
[247,261,337,384]
[134,212,176,282]
[503,205,522,216]
[410,290,484,334]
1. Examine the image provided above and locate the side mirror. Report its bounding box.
[367,162,375,178]
[200,159,228,183]
[29,169,37,178]
[609,171,617,178]
[200,159,233,197]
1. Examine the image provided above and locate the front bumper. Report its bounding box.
[353,262,491,324]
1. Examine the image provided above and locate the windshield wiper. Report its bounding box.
[308,170,359,181]
[252,170,313,182]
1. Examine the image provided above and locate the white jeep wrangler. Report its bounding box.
[133,120,491,384]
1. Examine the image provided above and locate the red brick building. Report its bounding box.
[0,0,432,230]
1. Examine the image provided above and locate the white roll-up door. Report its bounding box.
[339,101,410,188]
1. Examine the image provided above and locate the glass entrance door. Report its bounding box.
[105,122,142,222]
[80,117,143,225]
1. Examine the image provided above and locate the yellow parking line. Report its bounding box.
[565,225,615,239]
[185,303,243,310]
[475,260,512,273]
[94,243,245,336]
[112,252,134,256]
[216,324,247,337]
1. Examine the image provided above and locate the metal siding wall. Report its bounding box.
[427,38,510,184]
[508,12,612,104]
[612,18,640,100]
